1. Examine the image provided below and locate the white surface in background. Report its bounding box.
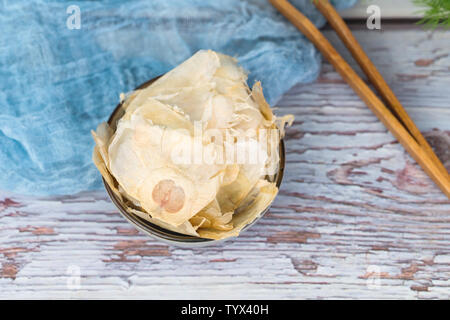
[339,0,422,19]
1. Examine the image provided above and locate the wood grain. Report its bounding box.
[270,0,450,198]
[0,24,449,299]
[313,0,449,193]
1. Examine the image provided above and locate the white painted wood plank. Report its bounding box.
[0,24,449,299]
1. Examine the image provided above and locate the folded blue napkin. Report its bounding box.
[0,0,356,195]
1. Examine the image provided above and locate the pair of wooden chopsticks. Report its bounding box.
[270,0,450,198]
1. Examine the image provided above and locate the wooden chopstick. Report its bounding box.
[312,0,449,182]
[269,0,450,198]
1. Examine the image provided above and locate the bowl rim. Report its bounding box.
[102,76,286,246]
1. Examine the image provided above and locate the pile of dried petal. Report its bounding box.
[92,50,293,240]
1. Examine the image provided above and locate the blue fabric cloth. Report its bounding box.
[0,0,356,195]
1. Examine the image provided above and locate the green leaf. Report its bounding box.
[413,0,450,28]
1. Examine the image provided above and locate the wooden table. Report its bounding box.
[1,22,449,299]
